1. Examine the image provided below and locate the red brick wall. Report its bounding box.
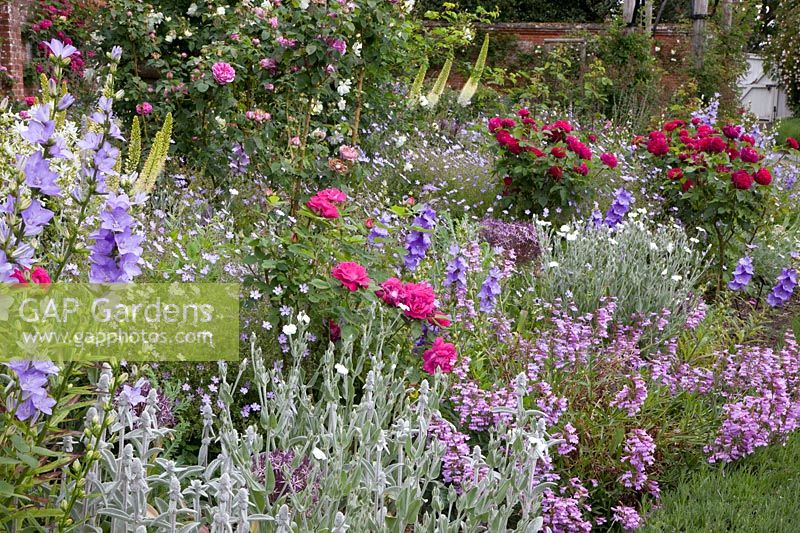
[0,0,34,100]
[443,23,692,95]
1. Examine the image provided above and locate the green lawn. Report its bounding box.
[642,433,800,532]
[776,117,800,143]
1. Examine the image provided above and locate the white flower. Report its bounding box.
[337,79,352,96]
[337,98,346,111]
[229,188,239,196]
[216,6,226,15]
[671,274,683,282]
[273,285,284,296]
[282,324,297,336]
[311,100,323,115]
[547,261,560,268]
[418,95,430,108]
[249,289,262,299]
[403,162,413,172]
[334,363,349,375]
[395,134,407,148]
[299,0,310,8]
[352,41,363,57]
[187,3,198,15]
[566,232,578,241]
[215,116,226,128]
[261,321,272,330]
[649,242,659,251]
[312,447,327,460]
[297,311,310,325]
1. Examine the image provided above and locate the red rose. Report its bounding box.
[577,145,592,160]
[722,124,741,139]
[787,137,800,150]
[572,163,589,176]
[500,118,516,129]
[422,337,458,374]
[728,147,740,160]
[316,188,347,204]
[647,138,669,156]
[428,311,451,328]
[328,319,341,342]
[667,168,683,180]
[365,217,375,229]
[517,108,530,117]
[11,269,27,284]
[488,117,503,133]
[754,167,772,186]
[306,196,340,218]
[600,152,618,168]
[522,117,537,127]
[699,136,727,153]
[402,281,436,320]
[526,146,545,157]
[681,179,695,192]
[331,261,370,292]
[740,134,756,145]
[376,278,406,306]
[740,147,759,163]
[588,134,598,142]
[548,166,563,180]
[503,176,513,186]
[550,120,572,133]
[731,170,754,190]
[550,146,567,159]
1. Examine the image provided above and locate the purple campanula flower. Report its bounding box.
[604,188,634,228]
[368,212,391,247]
[728,256,754,291]
[89,193,143,283]
[110,46,123,61]
[443,245,468,290]
[478,266,502,313]
[21,199,54,237]
[45,39,78,60]
[767,268,798,307]
[21,104,55,145]
[23,151,61,196]
[229,142,250,175]
[404,204,436,271]
[5,360,59,421]
[57,93,75,111]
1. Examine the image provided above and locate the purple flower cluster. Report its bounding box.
[727,256,754,291]
[619,429,656,491]
[612,504,642,531]
[5,360,59,421]
[478,266,502,313]
[229,142,250,175]
[541,480,592,533]
[252,449,315,503]
[403,204,436,271]
[479,218,540,265]
[449,356,517,431]
[427,414,476,487]
[367,212,392,247]
[89,193,144,283]
[766,268,797,307]
[604,188,634,228]
[443,245,468,291]
[610,374,648,416]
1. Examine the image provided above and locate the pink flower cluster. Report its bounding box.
[619,429,657,492]
[306,188,347,219]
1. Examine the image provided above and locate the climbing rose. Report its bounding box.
[731,169,753,190]
[211,62,236,84]
[306,196,340,218]
[331,262,370,292]
[422,337,458,374]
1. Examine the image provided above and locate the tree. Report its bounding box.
[762,0,800,113]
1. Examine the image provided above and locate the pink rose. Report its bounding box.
[331,262,370,292]
[31,266,51,286]
[339,145,359,161]
[422,337,458,374]
[211,62,236,84]
[402,282,436,320]
[376,278,406,306]
[306,196,340,218]
[136,101,153,115]
[316,188,347,204]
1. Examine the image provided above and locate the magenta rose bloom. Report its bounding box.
[316,188,347,204]
[754,167,772,186]
[600,152,618,168]
[306,196,340,218]
[331,262,370,292]
[731,169,754,190]
[402,281,436,320]
[212,62,236,84]
[376,278,406,307]
[422,337,458,374]
[740,146,759,163]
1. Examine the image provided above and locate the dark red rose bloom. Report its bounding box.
[731,169,754,190]
[548,166,563,180]
[754,167,772,186]
[500,118,516,129]
[526,146,545,157]
[647,138,670,156]
[550,146,567,159]
[740,147,759,163]
[787,137,800,150]
[488,117,503,133]
[572,163,589,176]
[517,108,530,117]
[740,134,756,145]
[722,124,742,139]
[681,179,695,192]
[667,168,683,180]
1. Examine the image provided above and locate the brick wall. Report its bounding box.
[442,22,692,95]
[0,0,34,99]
